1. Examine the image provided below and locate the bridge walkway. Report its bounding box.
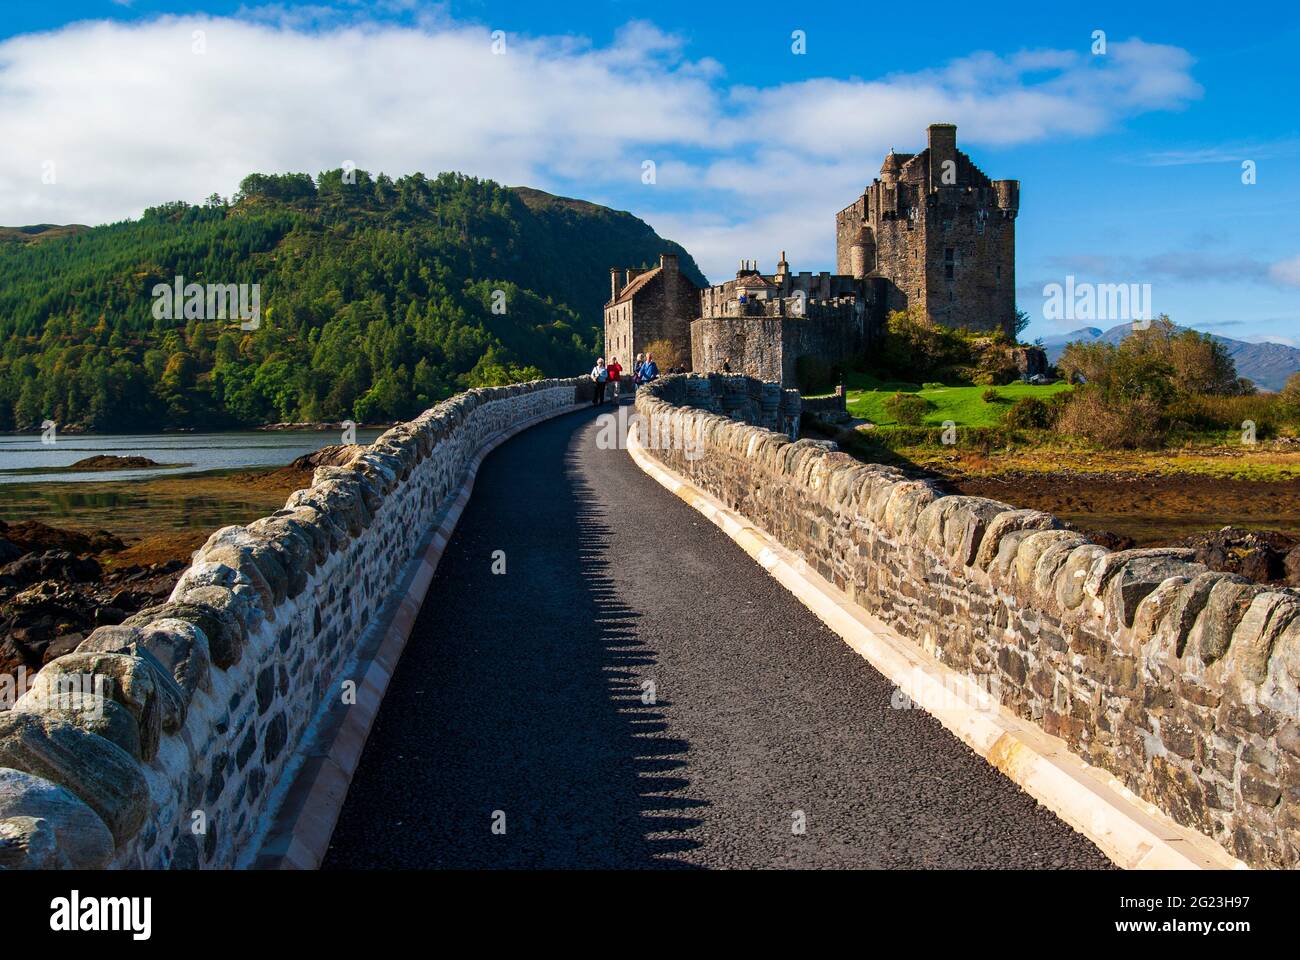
[324,402,1110,868]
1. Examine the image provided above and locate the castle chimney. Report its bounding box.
[927,123,958,193]
[659,252,678,274]
[610,267,622,301]
[624,269,633,289]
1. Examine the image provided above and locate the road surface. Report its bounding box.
[324,402,1111,869]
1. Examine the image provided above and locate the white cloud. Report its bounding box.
[1268,255,1300,288]
[0,16,1201,281]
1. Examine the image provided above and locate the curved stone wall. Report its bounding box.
[0,379,584,869]
[636,375,1300,869]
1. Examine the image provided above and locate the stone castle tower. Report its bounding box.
[835,123,1018,336]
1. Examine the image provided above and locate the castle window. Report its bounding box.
[942,220,952,232]
[945,264,954,280]
[996,265,1002,279]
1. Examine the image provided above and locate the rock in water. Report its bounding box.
[67,455,161,470]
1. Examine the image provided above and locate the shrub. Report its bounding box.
[879,307,973,378]
[973,347,1021,386]
[1279,372,1300,424]
[1052,316,1251,448]
[1003,395,1054,429]
[1165,393,1279,438]
[981,388,1001,403]
[1056,388,1166,449]
[940,365,979,385]
[922,381,945,390]
[883,391,930,425]
[641,338,685,371]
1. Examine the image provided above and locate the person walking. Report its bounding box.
[606,356,623,399]
[632,353,645,388]
[590,357,609,405]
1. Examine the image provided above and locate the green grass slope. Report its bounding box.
[843,372,1073,426]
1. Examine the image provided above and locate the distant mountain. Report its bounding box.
[1041,323,1300,392]
[0,223,90,243]
[0,171,702,431]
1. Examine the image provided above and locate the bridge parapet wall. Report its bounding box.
[651,372,801,438]
[636,376,1300,869]
[0,378,585,869]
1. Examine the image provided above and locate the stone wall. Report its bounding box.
[635,377,1300,869]
[648,374,801,440]
[690,309,864,387]
[0,379,584,869]
[800,386,849,422]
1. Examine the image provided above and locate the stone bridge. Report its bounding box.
[2,376,1296,870]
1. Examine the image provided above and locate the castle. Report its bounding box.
[604,123,1019,386]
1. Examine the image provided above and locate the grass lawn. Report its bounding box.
[842,372,1073,427]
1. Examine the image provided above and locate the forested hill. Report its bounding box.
[0,171,704,431]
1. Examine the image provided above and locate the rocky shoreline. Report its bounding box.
[255,420,395,432]
[0,519,187,687]
[0,445,363,694]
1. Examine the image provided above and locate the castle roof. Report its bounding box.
[611,266,661,305]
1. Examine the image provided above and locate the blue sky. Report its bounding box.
[1,1,1297,345]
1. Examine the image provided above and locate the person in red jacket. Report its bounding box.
[606,357,623,399]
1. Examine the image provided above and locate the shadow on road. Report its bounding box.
[324,407,705,868]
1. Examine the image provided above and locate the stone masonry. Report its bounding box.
[636,375,1300,869]
[0,378,584,869]
[690,256,876,387]
[603,253,702,366]
[836,123,1018,336]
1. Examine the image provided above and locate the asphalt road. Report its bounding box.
[323,401,1112,869]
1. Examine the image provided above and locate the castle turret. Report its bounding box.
[849,226,875,280]
[994,179,1020,217]
[880,151,903,187]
